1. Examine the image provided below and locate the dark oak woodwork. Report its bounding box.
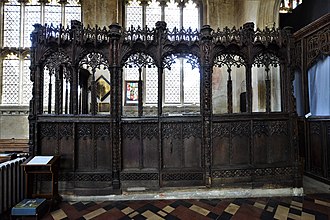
[28,20,301,195]
[292,14,330,184]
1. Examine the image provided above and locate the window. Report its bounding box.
[0,0,81,106]
[123,0,201,116]
[280,0,303,13]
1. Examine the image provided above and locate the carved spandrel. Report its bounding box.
[122,123,140,140]
[162,123,181,139]
[231,121,250,137]
[141,123,159,140]
[77,124,92,139]
[182,123,202,139]
[40,123,57,139]
[253,121,269,137]
[58,123,73,139]
[253,121,288,136]
[310,122,321,136]
[95,124,111,139]
[212,123,230,139]
[269,121,288,136]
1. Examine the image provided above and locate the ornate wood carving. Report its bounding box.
[77,124,92,139]
[122,123,140,140]
[253,121,288,136]
[75,173,112,182]
[182,123,202,139]
[141,123,159,140]
[95,124,111,139]
[162,123,181,139]
[39,123,57,139]
[29,20,299,193]
[162,173,203,181]
[212,123,231,139]
[120,173,158,181]
[212,167,294,178]
[58,123,73,139]
[231,121,250,137]
[310,122,321,136]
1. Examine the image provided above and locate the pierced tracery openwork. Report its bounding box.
[28,21,299,194]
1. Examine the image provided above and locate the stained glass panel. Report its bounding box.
[2,57,20,104]
[4,5,20,47]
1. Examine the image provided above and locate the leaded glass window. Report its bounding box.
[280,0,303,13]
[1,0,81,106]
[2,55,20,104]
[22,59,33,105]
[45,0,61,25]
[4,0,20,47]
[124,0,200,116]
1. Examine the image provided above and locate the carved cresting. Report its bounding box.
[29,20,298,193]
[306,26,330,68]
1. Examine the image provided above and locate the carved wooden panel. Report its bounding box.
[253,121,289,164]
[212,123,230,166]
[162,122,202,169]
[309,122,323,176]
[122,122,159,170]
[76,123,94,171]
[212,121,250,166]
[231,121,250,164]
[39,123,74,170]
[30,20,299,193]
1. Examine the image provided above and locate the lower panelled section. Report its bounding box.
[36,116,301,195]
[303,119,330,184]
[211,119,299,188]
[121,120,205,188]
[38,122,114,195]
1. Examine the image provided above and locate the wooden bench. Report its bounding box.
[0,139,29,153]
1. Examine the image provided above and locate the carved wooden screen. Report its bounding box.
[29,21,301,195]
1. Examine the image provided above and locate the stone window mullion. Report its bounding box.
[0,1,5,48]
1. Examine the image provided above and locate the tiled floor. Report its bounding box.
[6,176,330,219]
[10,193,329,220]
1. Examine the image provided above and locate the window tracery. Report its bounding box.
[0,0,81,106]
[124,0,201,116]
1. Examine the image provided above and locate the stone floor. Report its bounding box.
[7,176,330,219]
